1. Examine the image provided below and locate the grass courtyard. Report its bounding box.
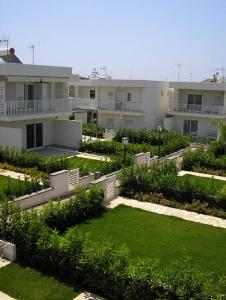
[0,263,79,300]
[67,156,111,176]
[77,205,226,277]
[0,175,20,193]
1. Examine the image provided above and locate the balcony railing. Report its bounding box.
[170,103,224,116]
[71,98,97,110]
[98,100,144,113]
[2,99,71,117]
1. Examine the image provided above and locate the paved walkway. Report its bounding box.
[75,152,110,162]
[178,170,226,181]
[0,258,11,269]
[0,169,25,181]
[0,291,16,300]
[74,292,105,300]
[106,197,226,229]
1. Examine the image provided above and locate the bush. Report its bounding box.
[82,123,104,138]
[120,162,226,212]
[0,146,69,174]
[41,185,104,232]
[0,191,224,299]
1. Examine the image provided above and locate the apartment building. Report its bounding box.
[164,81,226,138]
[0,62,81,150]
[70,79,169,129]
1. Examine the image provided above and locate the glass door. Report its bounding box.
[26,123,43,149]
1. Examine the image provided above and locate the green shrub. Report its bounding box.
[41,185,104,231]
[0,192,224,299]
[82,124,104,138]
[0,146,69,174]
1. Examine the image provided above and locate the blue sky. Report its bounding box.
[1,0,226,81]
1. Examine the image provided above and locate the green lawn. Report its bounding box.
[77,205,226,277]
[67,156,110,176]
[0,263,79,300]
[183,174,226,190]
[0,175,20,193]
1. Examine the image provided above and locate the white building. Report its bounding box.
[164,81,226,138]
[70,79,169,129]
[0,63,81,150]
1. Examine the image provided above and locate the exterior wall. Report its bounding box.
[169,115,218,137]
[98,112,144,129]
[0,126,23,149]
[53,119,82,148]
[73,111,87,124]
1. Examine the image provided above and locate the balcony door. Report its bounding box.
[187,94,202,111]
[26,123,43,150]
[25,84,35,111]
[183,120,198,136]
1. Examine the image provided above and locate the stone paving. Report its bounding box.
[0,291,16,300]
[178,170,226,181]
[0,169,25,181]
[74,292,105,300]
[0,258,11,269]
[106,197,226,229]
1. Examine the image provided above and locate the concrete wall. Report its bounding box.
[14,170,70,209]
[53,119,82,148]
[73,111,87,124]
[0,240,16,261]
[0,126,23,149]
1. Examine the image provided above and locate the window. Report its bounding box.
[214,95,222,106]
[108,91,114,98]
[90,90,95,99]
[125,119,134,129]
[187,94,202,110]
[127,92,132,102]
[161,90,164,97]
[183,120,198,136]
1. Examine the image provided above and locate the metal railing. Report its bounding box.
[170,103,224,116]
[3,99,71,116]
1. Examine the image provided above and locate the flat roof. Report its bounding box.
[0,63,72,78]
[169,81,226,91]
[71,78,169,88]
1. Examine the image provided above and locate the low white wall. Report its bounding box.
[53,119,82,148]
[14,170,70,209]
[0,126,23,149]
[0,240,16,261]
[79,172,101,189]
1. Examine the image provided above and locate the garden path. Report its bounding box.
[0,291,15,300]
[178,170,226,181]
[74,292,105,300]
[0,169,25,181]
[106,197,226,229]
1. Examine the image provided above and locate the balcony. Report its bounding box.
[71,98,97,110]
[170,103,224,116]
[98,100,144,114]
[0,99,71,118]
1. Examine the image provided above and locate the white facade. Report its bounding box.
[164,82,226,138]
[0,63,82,150]
[70,78,169,130]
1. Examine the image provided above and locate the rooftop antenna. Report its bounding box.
[90,68,99,79]
[217,66,225,81]
[177,64,181,81]
[0,36,9,62]
[189,72,193,82]
[27,43,35,64]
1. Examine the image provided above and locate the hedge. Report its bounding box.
[0,188,224,299]
[0,146,69,174]
[120,161,226,212]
